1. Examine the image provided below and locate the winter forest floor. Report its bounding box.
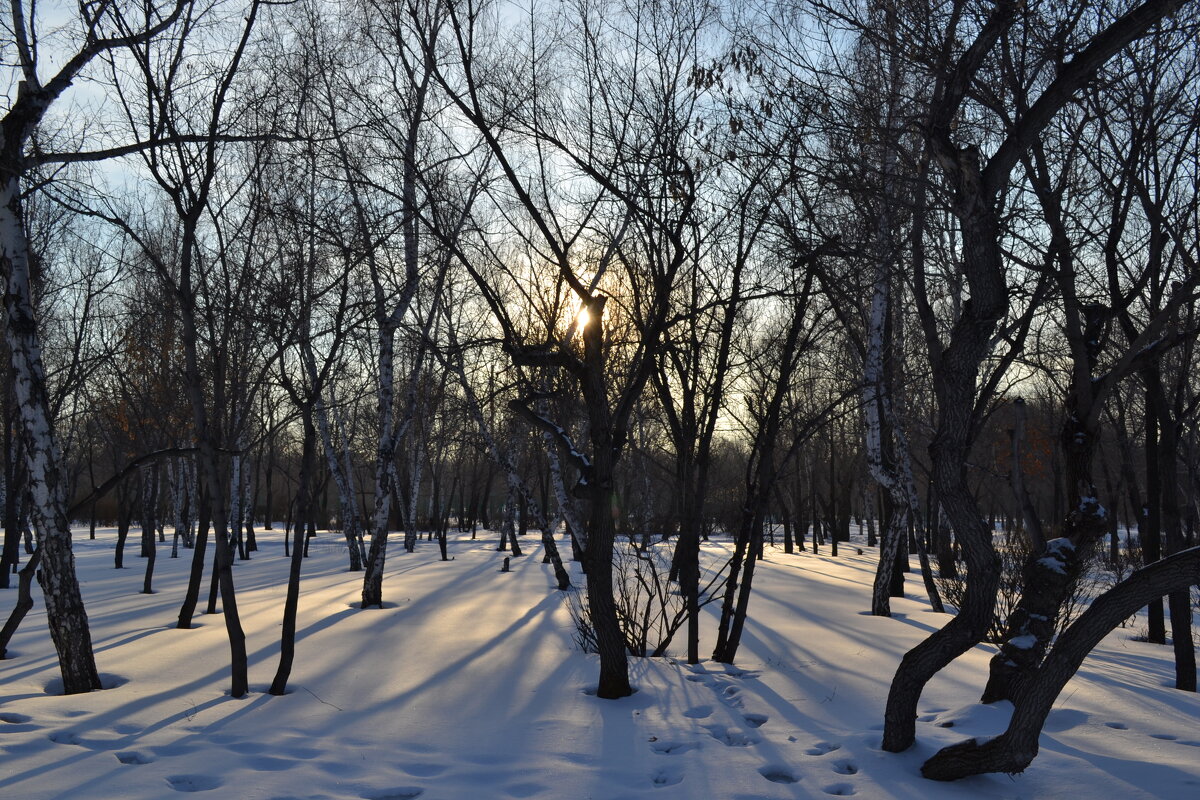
[1,529,1198,800]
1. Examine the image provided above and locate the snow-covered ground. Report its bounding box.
[1,528,1197,799]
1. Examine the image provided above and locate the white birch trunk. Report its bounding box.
[0,178,101,692]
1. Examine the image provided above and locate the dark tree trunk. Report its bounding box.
[141,468,158,594]
[1145,403,1165,642]
[270,414,316,696]
[114,492,133,570]
[177,490,210,629]
[0,547,40,658]
[922,546,1200,780]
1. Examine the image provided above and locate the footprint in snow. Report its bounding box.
[743,713,768,729]
[759,765,799,784]
[823,782,856,796]
[832,759,858,775]
[0,713,37,733]
[703,724,761,747]
[651,767,684,787]
[723,668,762,680]
[805,742,841,756]
[682,704,713,719]
[115,750,155,765]
[400,763,448,777]
[1179,740,1200,747]
[361,789,424,800]
[1104,722,1128,730]
[48,730,83,746]
[165,774,223,793]
[650,740,698,755]
[1150,734,1178,741]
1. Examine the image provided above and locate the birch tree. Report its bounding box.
[0,0,191,694]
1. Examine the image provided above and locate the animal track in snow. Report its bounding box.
[805,741,841,756]
[831,759,858,775]
[758,765,798,784]
[742,713,768,728]
[0,713,32,724]
[1104,722,1128,730]
[1151,734,1178,741]
[48,730,83,746]
[823,782,856,796]
[682,704,713,719]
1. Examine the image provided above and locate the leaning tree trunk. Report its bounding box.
[922,546,1200,780]
[270,412,316,695]
[1,176,101,693]
[177,489,210,629]
[0,547,40,658]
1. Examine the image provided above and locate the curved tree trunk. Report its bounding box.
[923,546,1200,780]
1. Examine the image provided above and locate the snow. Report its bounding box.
[2,527,1199,799]
[1037,537,1076,574]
